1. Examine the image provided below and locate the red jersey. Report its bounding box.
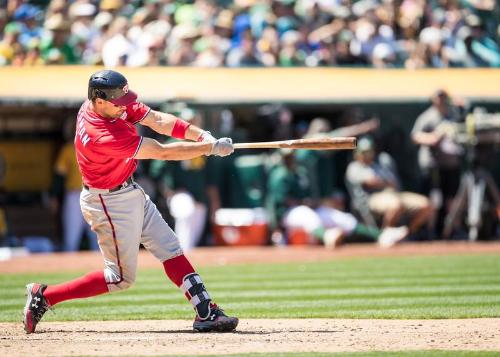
[75,100,150,189]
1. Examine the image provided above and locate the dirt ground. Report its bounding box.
[2,242,500,356]
[1,318,500,356]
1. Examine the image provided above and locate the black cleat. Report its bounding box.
[23,283,50,333]
[193,305,238,332]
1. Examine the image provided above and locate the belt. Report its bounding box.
[84,176,134,193]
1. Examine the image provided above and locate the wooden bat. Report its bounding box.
[233,137,357,150]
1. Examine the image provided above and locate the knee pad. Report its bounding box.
[181,273,211,319]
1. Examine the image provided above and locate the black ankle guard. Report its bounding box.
[181,273,211,319]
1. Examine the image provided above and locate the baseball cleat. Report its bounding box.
[23,283,50,334]
[193,305,238,332]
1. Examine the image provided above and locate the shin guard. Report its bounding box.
[181,273,211,320]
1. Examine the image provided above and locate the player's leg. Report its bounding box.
[139,187,238,332]
[23,187,143,333]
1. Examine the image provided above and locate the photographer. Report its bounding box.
[411,89,466,235]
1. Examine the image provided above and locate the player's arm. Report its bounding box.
[140,110,212,142]
[135,137,232,160]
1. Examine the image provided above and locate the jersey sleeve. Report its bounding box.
[95,132,143,159]
[126,102,151,124]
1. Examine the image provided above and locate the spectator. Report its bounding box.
[226,31,262,67]
[346,137,434,237]
[279,30,306,66]
[24,37,43,65]
[266,148,312,234]
[268,149,408,248]
[1,0,499,67]
[446,15,500,67]
[0,22,21,65]
[82,11,114,65]
[101,16,131,67]
[69,2,98,49]
[411,89,466,234]
[168,23,200,66]
[256,25,279,66]
[295,116,380,200]
[0,9,8,36]
[40,13,80,64]
[13,3,43,48]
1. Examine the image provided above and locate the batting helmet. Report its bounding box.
[88,70,137,106]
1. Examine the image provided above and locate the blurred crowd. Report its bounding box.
[0,0,499,67]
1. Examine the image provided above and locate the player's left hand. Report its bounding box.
[210,137,234,157]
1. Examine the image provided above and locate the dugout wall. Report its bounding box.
[0,67,499,247]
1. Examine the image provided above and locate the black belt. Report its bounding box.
[84,176,134,193]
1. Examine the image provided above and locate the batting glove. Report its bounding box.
[209,137,234,157]
[198,130,217,143]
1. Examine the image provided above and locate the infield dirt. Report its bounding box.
[1,318,500,356]
[1,242,500,356]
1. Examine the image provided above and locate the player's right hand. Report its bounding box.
[209,137,234,157]
[198,131,217,143]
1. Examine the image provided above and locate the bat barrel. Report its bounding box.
[233,137,357,150]
[279,137,356,150]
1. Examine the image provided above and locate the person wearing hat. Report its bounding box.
[411,89,468,235]
[346,136,434,238]
[14,4,44,48]
[23,70,237,335]
[40,13,80,64]
[168,23,200,65]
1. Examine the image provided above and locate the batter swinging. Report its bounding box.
[23,70,238,333]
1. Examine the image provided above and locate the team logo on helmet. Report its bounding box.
[123,84,129,93]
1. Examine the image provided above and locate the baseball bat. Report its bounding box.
[233,137,357,150]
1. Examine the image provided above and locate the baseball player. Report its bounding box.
[23,70,238,333]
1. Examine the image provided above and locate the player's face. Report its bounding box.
[94,99,126,118]
[108,103,127,118]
